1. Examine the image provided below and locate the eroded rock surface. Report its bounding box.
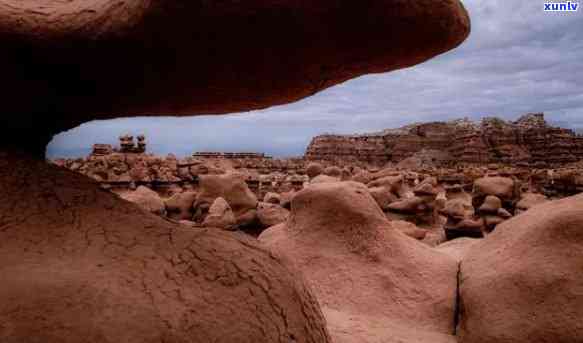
[259,181,458,343]
[0,153,332,343]
[305,114,583,167]
[459,194,583,342]
[0,0,470,154]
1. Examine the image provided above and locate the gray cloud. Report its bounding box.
[47,0,583,158]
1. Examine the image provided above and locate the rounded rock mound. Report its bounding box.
[459,194,583,343]
[259,181,458,343]
[0,155,331,343]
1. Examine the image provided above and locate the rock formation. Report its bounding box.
[259,182,459,343]
[305,114,583,167]
[459,194,583,342]
[0,0,470,155]
[0,153,331,343]
[0,0,473,341]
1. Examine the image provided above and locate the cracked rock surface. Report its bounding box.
[0,152,331,343]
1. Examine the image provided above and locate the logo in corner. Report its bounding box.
[544,1,579,11]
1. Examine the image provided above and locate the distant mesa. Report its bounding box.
[192,152,272,160]
[305,113,583,168]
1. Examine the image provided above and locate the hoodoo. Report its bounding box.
[0,0,471,342]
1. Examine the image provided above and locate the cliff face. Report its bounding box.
[305,113,583,167]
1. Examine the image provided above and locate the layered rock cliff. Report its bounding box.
[305,113,583,167]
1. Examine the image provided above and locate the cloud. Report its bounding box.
[47,0,583,158]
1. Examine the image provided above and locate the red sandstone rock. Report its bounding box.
[473,177,516,201]
[164,191,197,221]
[257,202,290,228]
[324,166,342,178]
[0,154,331,343]
[310,175,340,184]
[459,194,583,342]
[515,193,549,214]
[263,192,281,205]
[202,197,237,230]
[478,195,502,214]
[306,162,324,179]
[305,114,583,168]
[259,181,458,343]
[194,173,258,226]
[390,220,428,240]
[369,187,399,210]
[0,0,470,153]
[119,186,166,216]
[436,237,480,262]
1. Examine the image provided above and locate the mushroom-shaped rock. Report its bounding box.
[194,173,258,226]
[0,155,332,343]
[203,197,237,230]
[473,177,517,201]
[306,163,325,179]
[0,0,470,153]
[259,181,458,343]
[120,186,166,216]
[164,191,197,220]
[459,194,583,343]
[478,195,502,214]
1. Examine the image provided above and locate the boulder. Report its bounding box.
[259,181,458,343]
[440,198,472,220]
[263,192,281,205]
[444,217,484,241]
[459,194,583,343]
[194,173,258,226]
[324,166,342,178]
[478,195,502,214]
[164,191,197,220]
[306,162,324,179]
[257,202,290,228]
[473,177,516,200]
[120,186,165,216]
[203,197,237,230]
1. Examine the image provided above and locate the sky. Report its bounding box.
[47,0,583,159]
